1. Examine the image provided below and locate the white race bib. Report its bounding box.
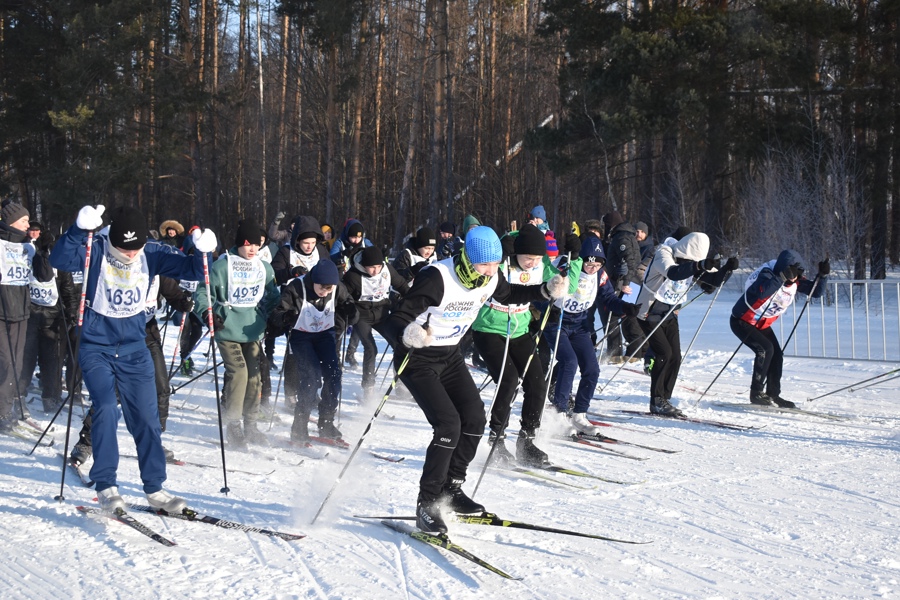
[1,240,32,286]
[29,269,59,307]
[226,253,266,307]
[92,250,150,319]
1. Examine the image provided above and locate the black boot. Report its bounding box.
[441,478,485,515]
[291,412,310,443]
[487,431,515,467]
[516,428,550,468]
[650,397,684,418]
[416,494,448,534]
[749,392,777,406]
[318,417,343,440]
[768,394,796,409]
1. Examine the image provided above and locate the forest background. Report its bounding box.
[2,0,899,278]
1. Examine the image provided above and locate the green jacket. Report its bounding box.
[472,255,582,338]
[193,248,280,343]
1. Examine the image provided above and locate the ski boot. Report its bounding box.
[650,397,684,418]
[146,489,187,513]
[290,412,311,444]
[749,392,777,407]
[318,418,343,440]
[97,486,126,512]
[244,420,270,446]
[516,428,550,468]
[226,421,248,450]
[570,412,601,435]
[486,431,515,467]
[416,494,448,534]
[768,394,796,409]
[441,478,485,515]
[70,442,92,465]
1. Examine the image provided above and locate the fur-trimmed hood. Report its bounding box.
[159,219,185,237]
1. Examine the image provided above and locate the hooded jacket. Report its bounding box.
[271,216,330,285]
[329,219,373,270]
[605,221,641,292]
[635,232,709,320]
[731,249,825,329]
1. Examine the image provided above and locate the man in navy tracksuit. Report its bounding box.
[50,204,217,513]
[731,250,829,407]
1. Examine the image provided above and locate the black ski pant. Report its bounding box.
[639,314,681,402]
[179,311,205,362]
[354,312,392,391]
[64,324,83,403]
[0,319,27,421]
[473,330,545,434]
[20,307,63,404]
[730,316,784,397]
[397,347,486,500]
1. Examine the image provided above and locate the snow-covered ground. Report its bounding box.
[2,288,899,599]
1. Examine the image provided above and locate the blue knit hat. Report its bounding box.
[530,205,547,222]
[464,226,503,264]
[311,260,340,285]
[579,237,606,264]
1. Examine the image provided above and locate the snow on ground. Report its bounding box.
[2,288,899,599]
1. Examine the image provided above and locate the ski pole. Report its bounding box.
[807,366,900,402]
[472,302,552,498]
[780,274,821,353]
[201,250,230,495]
[691,291,780,406]
[267,338,291,431]
[167,312,187,378]
[682,282,726,363]
[596,281,703,397]
[311,351,412,525]
[55,229,93,501]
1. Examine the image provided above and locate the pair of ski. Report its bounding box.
[78,504,305,546]
[364,512,650,580]
[710,401,848,422]
[608,410,762,432]
[572,428,679,454]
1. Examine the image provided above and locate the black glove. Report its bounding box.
[37,231,55,252]
[212,314,225,331]
[699,257,721,272]
[290,266,307,278]
[622,303,640,318]
[282,310,299,329]
[723,256,739,272]
[615,262,629,277]
[818,258,830,277]
[183,297,194,313]
[501,235,515,259]
[780,264,800,283]
[564,233,582,255]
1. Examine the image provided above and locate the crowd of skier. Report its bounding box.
[0,199,829,533]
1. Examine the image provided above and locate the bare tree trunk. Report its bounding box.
[256,0,267,221]
[325,44,339,225]
[429,0,448,225]
[277,13,289,214]
[393,0,432,253]
[349,7,370,220]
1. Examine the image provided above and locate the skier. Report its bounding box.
[471,224,579,467]
[543,237,638,433]
[0,202,53,432]
[385,225,568,534]
[342,246,410,399]
[603,212,644,364]
[329,218,373,274]
[731,250,829,407]
[50,204,218,512]
[634,231,737,417]
[270,260,358,442]
[192,220,280,449]
[392,227,437,281]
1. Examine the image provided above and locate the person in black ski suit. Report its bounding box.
[603,213,644,363]
[385,226,568,534]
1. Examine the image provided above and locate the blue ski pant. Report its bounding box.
[80,344,166,494]
[545,326,600,414]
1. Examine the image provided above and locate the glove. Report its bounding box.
[615,262,629,277]
[818,258,830,277]
[501,235,515,258]
[76,205,105,231]
[212,314,225,331]
[779,264,800,283]
[193,228,218,253]
[622,303,641,318]
[37,231,55,252]
[723,256,739,272]
[275,211,286,222]
[699,256,721,272]
[543,274,568,300]
[290,266,307,278]
[282,310,299,329]
[556,255,570,277]
[402,321,433,348]
[564,233,581,255]
[182,297,194,313]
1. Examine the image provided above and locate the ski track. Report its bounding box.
[4,289,900,598]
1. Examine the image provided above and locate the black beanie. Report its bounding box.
[347,222,365,238]
[359,246,384,267]
[108,206,147,250]
[513,223,548,256]
[439,221,455,235]
[602,211,625,232]
[235,219,260,247]
[412,227,437,249]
